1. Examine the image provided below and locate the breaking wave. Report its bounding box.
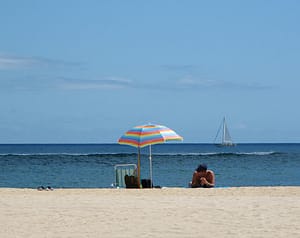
[0,151,282,158]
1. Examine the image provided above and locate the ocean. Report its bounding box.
[0,143,299,188]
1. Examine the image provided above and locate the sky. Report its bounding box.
[0,0,299,143]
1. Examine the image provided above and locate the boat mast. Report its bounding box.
[222,117,226,144]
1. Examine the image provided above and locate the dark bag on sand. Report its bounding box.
[124,175,139,188]
[141,179,152,188]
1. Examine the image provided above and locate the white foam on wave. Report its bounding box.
[154,151,278,156]
[235,151,276,156]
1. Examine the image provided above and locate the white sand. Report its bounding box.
[0,187,299,238]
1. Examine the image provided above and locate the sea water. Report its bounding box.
[0,143,299,188]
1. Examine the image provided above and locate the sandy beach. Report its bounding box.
[0,187,299,238]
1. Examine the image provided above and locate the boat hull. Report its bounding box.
[214,143,236,147]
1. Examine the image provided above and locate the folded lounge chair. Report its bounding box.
[114,164,138,188]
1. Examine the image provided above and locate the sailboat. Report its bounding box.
[214,117,236,147]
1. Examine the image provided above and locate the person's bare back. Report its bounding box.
[190,164,215,188]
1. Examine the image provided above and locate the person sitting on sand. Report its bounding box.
[190,163,215,188]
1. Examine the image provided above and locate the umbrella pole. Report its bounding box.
[137,147,141,188]
[149,145,153,188]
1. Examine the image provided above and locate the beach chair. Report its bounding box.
[114,164,137,188]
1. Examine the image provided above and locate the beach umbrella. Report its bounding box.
[118,124,183,188]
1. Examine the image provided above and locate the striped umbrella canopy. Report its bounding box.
[118,124,183,187]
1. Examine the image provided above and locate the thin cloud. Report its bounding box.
[0,55,271,92]
[176,76,271,90]
[0,74,132,91]
[60,77,132,90]
[0,56,33,70]
[0,55,83,70]
[160,64,271,91]
[177,76,218,88]
[32,57,83,69]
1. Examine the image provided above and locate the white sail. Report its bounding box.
[214,117,236,147]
